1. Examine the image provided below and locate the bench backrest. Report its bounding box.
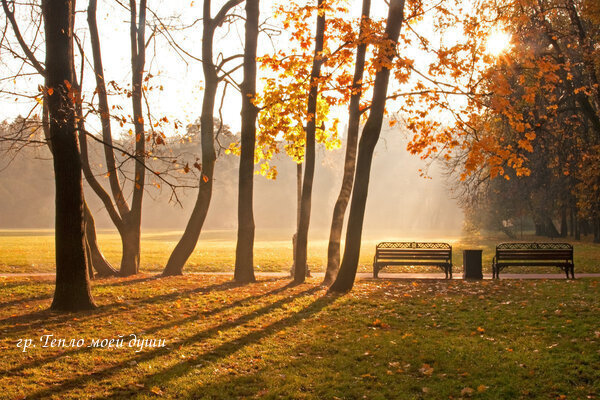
[375,242,451,260]
[496,242,573,261]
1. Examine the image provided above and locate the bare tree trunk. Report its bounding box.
[234,0,259,283]
[329,0,406,293]
[294,0,326,284]
[323,0,371,287]
[120,0,147,277]
[88,0,141,275]
[560,205,568,237]
[84,229,94,279]
[569,206,575,237]
[163,0,243,276]
[291,162,302,276]
[43,0,96,311]
[84,202,118,276]
[545,215,560,238]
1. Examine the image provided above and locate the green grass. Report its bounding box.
[0,275,599,399]
[1,229,599,274]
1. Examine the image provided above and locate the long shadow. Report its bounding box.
[24,284,324,399]
[0,293,54,308]
[99,289,336,399]
[1,279,296,377]
[0,279,53,291]
[93,275,161,288]
[0,277,285,334]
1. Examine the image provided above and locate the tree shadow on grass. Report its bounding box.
[0,278,296,378]
[0,277,285,335]
[0,293,54,308]
[23,284,326,399]
[94,275,161,288]
[98,286,336,399]
[0,279,54,291]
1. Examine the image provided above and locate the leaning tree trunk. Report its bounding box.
[545,215,560,238]
[87,0,141,277]
[84,202,118,276]
[43,0,96,311]
[161,79,217,276]
[163,0,243,276]
[294,0,326,284]
[329,0,406,293]
[323,0,371,287]
[234,0,259,283]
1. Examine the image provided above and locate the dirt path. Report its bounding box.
[1,272,599,279]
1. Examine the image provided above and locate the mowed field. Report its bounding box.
[1,229,599,274]
[0,275,599,399]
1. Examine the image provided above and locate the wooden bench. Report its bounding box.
[373,242,453,279]
[492,242,574,279]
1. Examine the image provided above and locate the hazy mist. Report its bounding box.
[0,122,463,240]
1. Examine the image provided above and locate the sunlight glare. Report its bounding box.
[486,29,512,56]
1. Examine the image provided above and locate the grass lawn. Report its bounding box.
[0,275,599,399]
[1,229,599,274]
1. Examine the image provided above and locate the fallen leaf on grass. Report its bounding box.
[419,364,434,376]
[461,387,474,396]
[150,386,163,396]
[368,319,390,329]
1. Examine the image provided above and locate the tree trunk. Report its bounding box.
[582,219,591,236]
[85,231,94,279]
[234,0,259,283]
[569,206,575,237]
[294,0,326,284]
[560,206,567,237]
[119,218,142,276]
[121,0,147,277]
[87,0,130,217]
[43,0,96,311]
[323,0,371,287]
[329,0,406,293]
[163,0,243,275]
[84,202,118,277]
[291,162,302,276]
[545,216,559,238]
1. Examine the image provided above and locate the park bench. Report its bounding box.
[373,242,453,279]
[492,242,574,279]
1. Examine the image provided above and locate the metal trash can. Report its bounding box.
[462,250,483,280]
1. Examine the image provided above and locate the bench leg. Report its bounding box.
[448,265,452,279]
[571,265,575,279]
[373,264,379,278]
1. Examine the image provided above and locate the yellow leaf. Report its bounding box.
[150,386,163,396]
[419,364,434,376]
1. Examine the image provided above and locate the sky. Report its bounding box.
[1,0,395,134]
[0,0,494,234]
